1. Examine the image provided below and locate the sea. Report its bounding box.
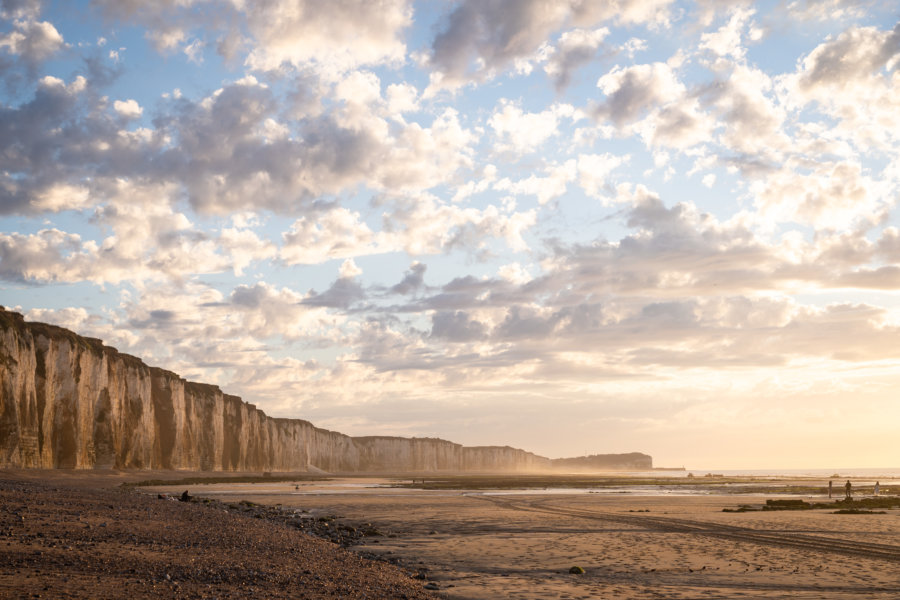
[644,468,900,479]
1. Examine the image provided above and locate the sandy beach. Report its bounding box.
[151,476,900,599]
[4,472,900,599]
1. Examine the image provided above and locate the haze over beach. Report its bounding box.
[2,0,900,470]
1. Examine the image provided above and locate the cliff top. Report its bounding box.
[352,435,460,445]
[0,306,149,371]
[0,307,103,353]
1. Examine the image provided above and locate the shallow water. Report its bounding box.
[159,477,895,500]
[646,467,900,479]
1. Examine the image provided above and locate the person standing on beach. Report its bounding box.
[845,480,852,500]
[828,480,832,498]
[874,481,880,496]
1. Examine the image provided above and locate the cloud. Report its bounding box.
[1,0,42,20]
[595,61,685,129]
[89,0,412,77]
[0,190,278,284]
[339,257,362,279]
[638,97,714,149]
[782,0,877,22]
[706,64,786,157]
[779,20,900,152]
[496,304,563,340]
[430,310,487,342]
[22,70,395,219]
[793,23,900,94]
[779,25,900,152]
[0,228,83,282]
[226,281,324,340]
[698,6,755,60]
[751,159,884,229]
[0,74,93,214]
[385,82,419,117]
[585,55,715,151]
[241,0,412,74]
[428,0,571,87]
[390,262,426,295]
[218,221,277,276]
[146,26,186,52]
[29,183,92,212]
[544,27,609,90]
[113,98,143,118]
[570,0,675,28]
[280,208,377,265]
[576,153,627,197]
[0,71,533,276]
[489,100,575,155]
[0,18,64,66]
[159,80,474,213]
[379,193,537,255]
[88,0,206,19]
[351,207,900,376]
[35,195,900,413]
[494,160,576,205]
[303,271,366,310]
[426,0,674,90]
[778,23,900,154]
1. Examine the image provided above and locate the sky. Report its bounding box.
[1,0,899,470]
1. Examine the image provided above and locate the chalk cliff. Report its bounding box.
[0,308,649,472]
[550,452,652,471]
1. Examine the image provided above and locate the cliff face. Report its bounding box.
[550,452,653,471]
[352,438,552,472]
[0,309,561,472]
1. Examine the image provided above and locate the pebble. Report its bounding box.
[0,478,438,599]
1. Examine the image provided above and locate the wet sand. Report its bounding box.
[160,477,900,599]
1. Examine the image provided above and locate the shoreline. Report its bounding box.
[5,470,900,599]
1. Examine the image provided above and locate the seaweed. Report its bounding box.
[725,496,900,512]
[763,499,810,510]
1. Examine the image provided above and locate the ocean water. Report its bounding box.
[643,468,900,479]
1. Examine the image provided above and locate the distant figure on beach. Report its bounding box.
[874,481,880,496]
[180,490,191,502]
[828,480,832,498]
[845,480,852,500]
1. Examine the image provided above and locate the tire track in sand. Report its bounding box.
[473,495,900,564]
